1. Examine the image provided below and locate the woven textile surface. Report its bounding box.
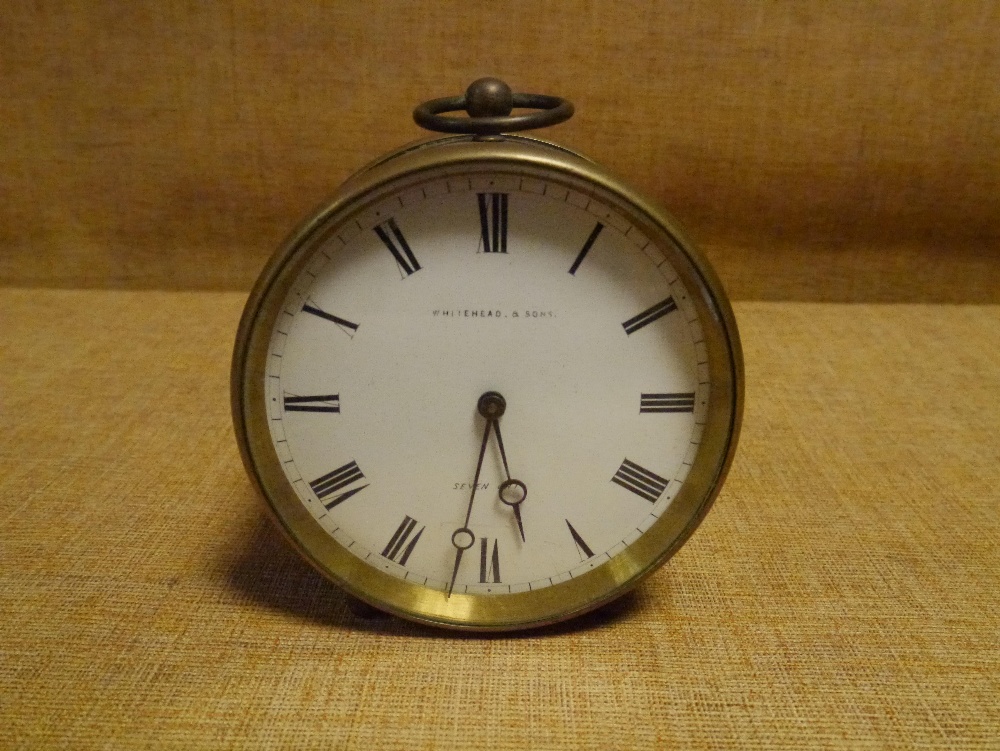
[1,288,997,748]
[2,1,998,300]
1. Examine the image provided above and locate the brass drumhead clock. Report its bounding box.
[232,79,743,631]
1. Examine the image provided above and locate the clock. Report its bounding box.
[231,79,743,630]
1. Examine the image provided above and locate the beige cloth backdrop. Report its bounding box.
[2,2,999,749]
[1,1,998,300]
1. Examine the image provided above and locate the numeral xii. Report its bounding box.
[478,192,508,253]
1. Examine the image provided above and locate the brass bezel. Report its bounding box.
[231,137,744,631]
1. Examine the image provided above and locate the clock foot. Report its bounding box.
[345,595,390,621]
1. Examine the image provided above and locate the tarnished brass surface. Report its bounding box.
[231,136,743,630]
[413,77,574,135]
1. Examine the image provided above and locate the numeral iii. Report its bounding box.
[640,392,695,413]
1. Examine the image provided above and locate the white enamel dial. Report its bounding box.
[262,171,709,596]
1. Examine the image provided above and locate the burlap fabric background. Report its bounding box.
[3,1,998,301]
[2,2,998,748]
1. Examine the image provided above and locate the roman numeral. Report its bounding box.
[374,218,421,276]
[301,303,359,337]
[478,192,508,253]
[622,297,677,335]
[611,458,669,503]
[566,520,595,560]
[309,460,369,509]
[283,394,340,413]
[479,538,501,583]
[381,515,424,566]
[568,222,604,275]
[640,392,695,413]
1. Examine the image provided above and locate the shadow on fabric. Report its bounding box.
[224,510,653,639]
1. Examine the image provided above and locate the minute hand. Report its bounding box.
[462,415,493,529]
[447,392,506,598]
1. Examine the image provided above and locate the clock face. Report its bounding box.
[235,142,741,629]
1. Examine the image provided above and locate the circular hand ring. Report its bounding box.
[414,77,574,136]
[451,527,476,550]
[498,479,527,507]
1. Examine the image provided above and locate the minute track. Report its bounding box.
[266,183,705,594]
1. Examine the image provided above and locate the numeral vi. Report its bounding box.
[479,538,501,583]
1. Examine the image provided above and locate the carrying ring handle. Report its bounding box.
[414,78,574,136]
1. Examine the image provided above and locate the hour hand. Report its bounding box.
[492,416,527,542]
[499,479,527,542]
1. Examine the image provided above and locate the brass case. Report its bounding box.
[231,135,744,630]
